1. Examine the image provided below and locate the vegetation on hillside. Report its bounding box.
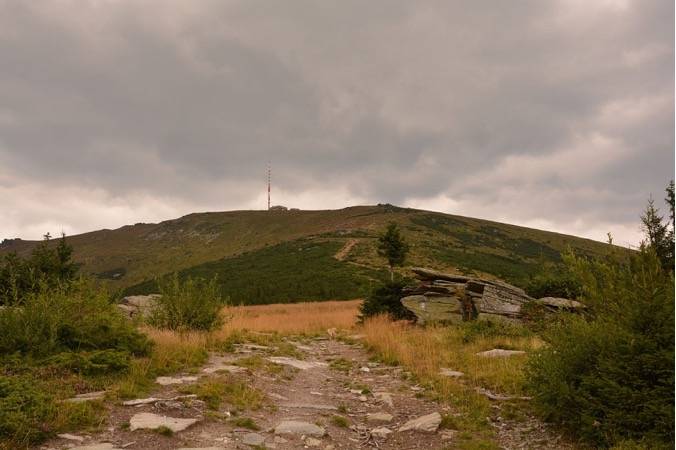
[127,239,388,304]
[0,206,617,296]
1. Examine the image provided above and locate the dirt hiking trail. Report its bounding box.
[40,335,570,450]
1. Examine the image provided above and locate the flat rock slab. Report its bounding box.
[129,412,199,432]
[267,357,328,370]
[280,402,338,411]
[65,391,106,403]
[367,412,394,423]
[57,433,84,441]
[274,420,326,437]
[177,448,227,450]
[70,444,121,450]
[476,349,526,358]
[156,375,199,385]
[371,427,393,439]
[202,364,247,375]
[398,412,442,433]
[241,432,266,446]
[374,392,394,407]
[439,368,464,377]
[122,394,197,406]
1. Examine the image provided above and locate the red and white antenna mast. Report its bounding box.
[267,163,271,211]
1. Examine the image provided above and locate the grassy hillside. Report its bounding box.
[1,204,618,303]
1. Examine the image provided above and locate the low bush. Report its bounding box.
[148,274,225,331]
[358,280,415,322]
[526,250,674,447]
[0,280,151,358]
[525,271,582,300]
[460,319,531,343]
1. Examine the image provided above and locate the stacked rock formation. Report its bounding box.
[401,267,584,324]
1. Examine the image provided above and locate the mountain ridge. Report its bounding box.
[1,204,619,303]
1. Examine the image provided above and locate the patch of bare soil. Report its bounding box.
[333,240,358,261]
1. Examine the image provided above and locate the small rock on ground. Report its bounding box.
[476,349,526,358]
[367,412,394,423]
[398,412,442,433]
[371,427,393,439]
[241,432,266,446]
[274,420,326,437]
[70,444,121,450]
[156,375,199,385]
[439,368,464,377]
[57,433,85,441]
[267,356,328,370]
[129,412,199,432]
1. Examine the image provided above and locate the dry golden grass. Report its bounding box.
[217,299,362,335]
[360,315,541,395]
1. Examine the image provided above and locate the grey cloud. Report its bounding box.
[0,0,672,244]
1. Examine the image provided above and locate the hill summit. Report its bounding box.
[1,205,614,304]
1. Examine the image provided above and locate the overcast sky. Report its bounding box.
[0,0,673,246]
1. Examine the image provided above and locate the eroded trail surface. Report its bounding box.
[41,336,567,450]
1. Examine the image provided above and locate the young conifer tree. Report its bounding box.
[377,222,409,281]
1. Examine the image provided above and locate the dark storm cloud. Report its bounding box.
[0,0,673,245]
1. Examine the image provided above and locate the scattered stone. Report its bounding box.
[358,395,368,402]
[305,437,322,447]
[359,366,370,373]
[534,297,586,310]
[439,368,464,377]
[269,392,289,401]
[398,412,442,433]
[57,433,84,441]
[122,394,197,406]
[184,447,230,450]
[349,389,363,395]
[274,436,288,444]
[310,391,323,396]
[202,364,247,375]
[156,375,199,385]
[280,402,338,411]
[370,427,393,439]
[70,445,121,450]
[65,391,106,403]
[374,392,394,407]
[129,412,199,432]
[118,294,160,318]
[241,433,266,446]
[274,420,326,437]
[234,343,271,352]
[268,356,328,370]
[367,412,393,423]
[441,430,457,441]
[475,387,532,401]
[476,349,526,358]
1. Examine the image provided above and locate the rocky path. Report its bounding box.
[42,337,454,450]
[333,239,358,261]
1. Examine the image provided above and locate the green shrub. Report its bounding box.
[45,350,130,375]
[0,375,56,446]
[460,319,531,343]
[526,250,674,447]
[525,271,582,299]
[148,274,225,331]
[0,280,151,358]
[358,280,415,321]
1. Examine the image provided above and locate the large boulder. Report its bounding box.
[401,267,583,324]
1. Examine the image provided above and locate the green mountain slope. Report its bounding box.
[1,205,617,303]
